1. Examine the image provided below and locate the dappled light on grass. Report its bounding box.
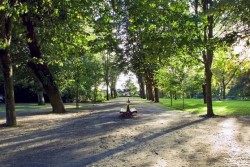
[160,98,250,116]
[213,106,227,115]
[187,106,207,114]
[0,103,91,114]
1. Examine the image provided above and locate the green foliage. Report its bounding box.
[212,47,249,99]
[156,55,203,98]
[122,77,138,96]
[228,69,250,100]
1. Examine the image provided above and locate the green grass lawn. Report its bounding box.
[0,103,91,113]
[159,98,250,116]
[0,103,52,113]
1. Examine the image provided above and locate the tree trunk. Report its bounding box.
[104,54,109,101]
[0,8,16,126]
[22,14,65,113]
[93,84,97,103]
[0,51,16,126]
[203,0,215,117]
[147,82,154,101]
[114,89,117,98]
[137,75,146,99]
[154,87,159,103]
[170,91,173,106]
[75,67,80,108]
[28,62,66,113]
[205,61,214,116]
[106,85,109,100]
[76,82,79,108]
[110,88,114,98]
[222,76,226,99]
[145,70,154,101]
[146,85,149,100]
[182,91,185,110]
[202,84,206,104]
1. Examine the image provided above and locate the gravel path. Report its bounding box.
[0,97,250,167]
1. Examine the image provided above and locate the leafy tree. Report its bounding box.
[216,0,250,40]
[21,7,66,113]
[212,48,248,99]
[198,0,215,116]
[228,69,250,100]
[123,77,138,96]
[16,0,95,112]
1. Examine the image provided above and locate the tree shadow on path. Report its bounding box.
[75,116,210,166]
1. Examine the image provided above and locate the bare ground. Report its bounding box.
[0,97,250,167]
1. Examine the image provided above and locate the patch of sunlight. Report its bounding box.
[152,159,168,167]
[0,136,56,148]
[214,100,224,103]
[212,118,241,154]
[141,117,170,128]
[94,121,117,128]
[186,106,207,114]
[219,118,236,128]
[8,139,59,152]
[214,106,228,115]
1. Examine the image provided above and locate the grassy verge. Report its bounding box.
[0,103,92,113]
[0,103,52,113]
[159,98,250,116]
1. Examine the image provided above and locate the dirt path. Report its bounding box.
[0,97,250,167]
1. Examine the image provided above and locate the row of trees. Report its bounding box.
[110,0,249,116]
[1,0,249,126]
[0,0,125,126]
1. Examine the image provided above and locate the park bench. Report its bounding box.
[120,104,137,117]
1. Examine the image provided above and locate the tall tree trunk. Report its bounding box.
[182,91,185,110]
[154,87,159,103]
[146,82,154,101]
[110,88,114,98]
[75,67,80,108]
[0,6,16,126]
[202,84,206,104]
[174,91,177,100]
[114,89,117,98]
[222,76,226,99]
[145,70,154,101]
[76,82,79,108]
[146,85,149,100]
[170,91,173,106]
[137,74,146,99]
[0,51,16,126]
[104,54,109,101]
[203,0,214,117]
[22,14,65,113]
[111,75,118,98]
[93,84,97,103]
[106,85,109,100]
[205,61,214,116]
